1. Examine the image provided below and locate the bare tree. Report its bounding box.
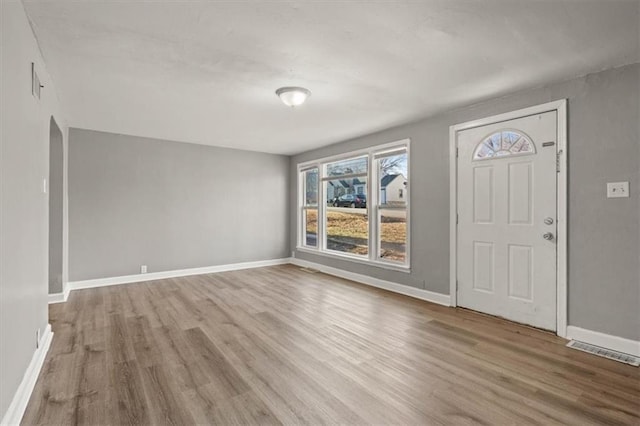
[379,156,406,177]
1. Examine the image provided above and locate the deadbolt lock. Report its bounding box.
[544,217,554,225]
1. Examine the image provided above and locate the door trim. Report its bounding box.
[449,100,568,337]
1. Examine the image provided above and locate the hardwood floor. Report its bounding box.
[23,265,639,425]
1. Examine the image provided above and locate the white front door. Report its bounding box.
[457,111,557,331]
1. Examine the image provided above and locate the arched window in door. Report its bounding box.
[473,130,536,160]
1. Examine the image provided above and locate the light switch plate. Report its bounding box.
[607,181,629,198]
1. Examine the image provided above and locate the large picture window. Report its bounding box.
[297,140,409,269]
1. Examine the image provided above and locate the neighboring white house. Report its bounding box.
[326,178,365,202]
[326,175,405,204]
[380,174,407,205]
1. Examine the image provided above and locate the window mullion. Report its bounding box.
[374,148,407,160]
[299,169,304,248]
[368,153,377,262]
[321,172,367,181]
[317,163,322,250]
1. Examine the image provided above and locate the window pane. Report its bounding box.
[303,208,318,247]
[379,209,407,263]
[326,177,367,207]
[304,168,318,206]
[326,156,368,178]
[325,177,368,256]
[378,152,408,207]
[326,209,368,256]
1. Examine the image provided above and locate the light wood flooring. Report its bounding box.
[23,265,640,425]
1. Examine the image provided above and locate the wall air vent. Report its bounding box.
[567,340,639,366]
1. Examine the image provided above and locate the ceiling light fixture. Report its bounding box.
[276,86,311,107]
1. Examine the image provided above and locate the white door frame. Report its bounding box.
[449,100,568,337]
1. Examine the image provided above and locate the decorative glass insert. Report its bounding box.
[473,130,535,160]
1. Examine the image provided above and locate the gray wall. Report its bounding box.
[49,118,64,294]
[290,63,640,341]
[0,1,68,420]
[69,129,290,281]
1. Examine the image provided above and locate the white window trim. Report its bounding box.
[296,246,411,273]
[297,139,411,272]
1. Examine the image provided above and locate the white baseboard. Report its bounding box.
[290,257,451,306]
[68,258,291,291]
[48,282,70,304]
[1,324,53,426]
[56,257,451,310]
[566,325,640,357]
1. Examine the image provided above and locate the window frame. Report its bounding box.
[296,139,410,272]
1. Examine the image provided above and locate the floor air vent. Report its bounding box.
[300,267,320,274]
[566,340,639,366]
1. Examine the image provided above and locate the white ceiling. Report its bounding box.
[24,0,639,155]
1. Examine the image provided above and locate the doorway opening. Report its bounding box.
[49,117,64,295]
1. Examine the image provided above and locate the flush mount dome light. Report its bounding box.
[276,86,311,107]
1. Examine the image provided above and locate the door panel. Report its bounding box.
[508,244,533,301]
[473,242,495,292]
[508,162,532,225]
[457,112,557,331]
[473,166,494,224]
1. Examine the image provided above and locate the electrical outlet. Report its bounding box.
[140,265,147,274]
[607,181,629,198]
[36,328,40,348]
[291,251,295,258]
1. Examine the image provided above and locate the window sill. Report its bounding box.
[295,246,411,274]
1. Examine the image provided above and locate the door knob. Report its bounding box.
[543,232,554,240]
[544,217,554,225]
